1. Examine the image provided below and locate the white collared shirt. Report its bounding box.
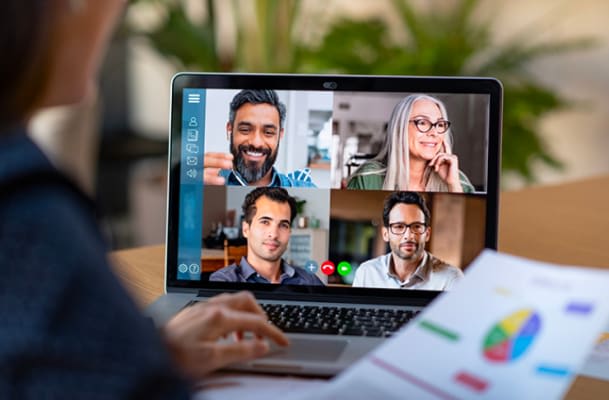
[352,252,463,290]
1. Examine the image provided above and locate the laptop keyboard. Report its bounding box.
[186,300,420,337]
[261,304,419,337]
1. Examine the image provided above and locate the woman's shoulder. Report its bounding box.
[356,160,385,173]
[346,161,386,190]
[0,182,186,397]
[0,134,106,275]
[458,170,476,193]
[0,173,106,269]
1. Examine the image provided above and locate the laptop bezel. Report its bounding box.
[165,73,502,305]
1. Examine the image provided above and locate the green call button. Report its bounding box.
[337,261,352,276]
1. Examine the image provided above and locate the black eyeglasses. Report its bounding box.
[388,222,428,235]
[409,119,451,134]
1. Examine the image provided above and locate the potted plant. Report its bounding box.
[295,198,308,229]
[126,0,595,183]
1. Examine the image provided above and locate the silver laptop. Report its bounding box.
[147,73,502,376]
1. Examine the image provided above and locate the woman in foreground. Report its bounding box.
[0,1,287,398]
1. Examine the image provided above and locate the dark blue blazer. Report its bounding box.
[0,128,190,399]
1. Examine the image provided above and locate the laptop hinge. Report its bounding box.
[195,289,435,307]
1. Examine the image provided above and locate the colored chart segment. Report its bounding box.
[454,371,489,392]
[419,320,460,342]
[483,309,541,363]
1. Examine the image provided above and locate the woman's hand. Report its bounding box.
[161,291,289,381]
[429,152,463,192]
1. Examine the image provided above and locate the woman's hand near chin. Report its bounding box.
[429,152,463,192]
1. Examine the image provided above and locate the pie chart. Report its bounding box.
[483,309,541,363]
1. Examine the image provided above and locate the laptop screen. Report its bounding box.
[167,74,502,301]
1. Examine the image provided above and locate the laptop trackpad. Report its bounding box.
[266,338,347,362]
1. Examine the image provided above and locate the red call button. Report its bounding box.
[320,261,335,275]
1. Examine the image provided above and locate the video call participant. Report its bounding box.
[353,191,463,290]
[203,89,316,187]
[347,94,474,193]
[210,187,323,285]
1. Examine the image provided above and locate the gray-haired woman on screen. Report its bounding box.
[347,94,474,192]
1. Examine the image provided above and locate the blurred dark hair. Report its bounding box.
[228,89,286,129]
[0,2,57,129]
[242,187,297,225]
[382,191,431,226]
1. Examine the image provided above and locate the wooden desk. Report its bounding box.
[110,175,609,399]
[498,174,609,268]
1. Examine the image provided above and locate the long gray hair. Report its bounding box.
[355,94,454,191]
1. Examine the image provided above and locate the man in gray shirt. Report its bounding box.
[353,191,463,290]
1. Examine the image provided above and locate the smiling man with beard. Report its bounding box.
[206,89,316,187]
[353,191,463,290]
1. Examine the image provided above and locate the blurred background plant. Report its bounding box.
[127,0,596,183]
[127,0,302,72]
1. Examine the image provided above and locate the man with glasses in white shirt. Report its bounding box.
[353,191,463,290]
